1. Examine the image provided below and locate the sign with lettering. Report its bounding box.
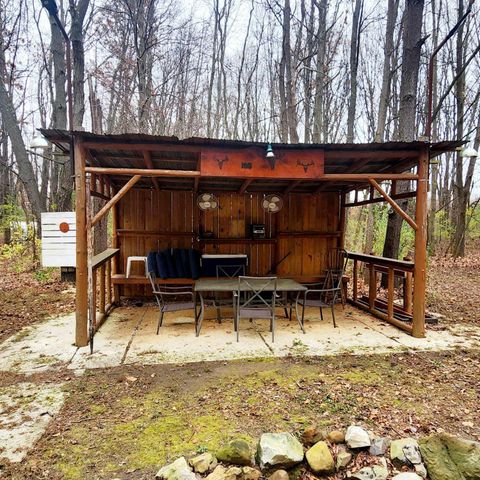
[200,147,324,179]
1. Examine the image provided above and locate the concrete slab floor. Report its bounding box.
[1,305,479,375]
[0,382,65,463]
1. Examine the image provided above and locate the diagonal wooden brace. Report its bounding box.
[91,175,141,227]
[368,178,418,230]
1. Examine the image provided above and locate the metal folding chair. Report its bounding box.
[234,276,277,342]
[148,272,197,334]
[296,274,341,328]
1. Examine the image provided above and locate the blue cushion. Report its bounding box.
[180,249,191,278]
[147,252,158,276]
[189,249,200,279]
[156,252,168,279]
[163,249,178,278]
[174,249,186,278]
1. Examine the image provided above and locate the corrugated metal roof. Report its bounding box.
[39,129,463,194]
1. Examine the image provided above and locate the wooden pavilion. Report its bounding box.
[41,129,461,347]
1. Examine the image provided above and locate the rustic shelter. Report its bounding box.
[41,129,460,347]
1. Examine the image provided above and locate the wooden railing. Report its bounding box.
[91,248,119,332]
[347,251,414,333]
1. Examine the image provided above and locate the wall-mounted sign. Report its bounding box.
[41,212,76,267]
[200,147,324,179]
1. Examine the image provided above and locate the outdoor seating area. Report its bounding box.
[40,129,462,350]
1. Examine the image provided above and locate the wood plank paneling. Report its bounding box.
[116,189,340,297]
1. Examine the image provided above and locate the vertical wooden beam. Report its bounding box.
[387,267,394,320]
[99,264,106,314]
[369,263,376,309]
[412,147,428,338]
[74,141,89,347]
[339,192,346,249]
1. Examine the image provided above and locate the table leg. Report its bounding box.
[195,292,205,337]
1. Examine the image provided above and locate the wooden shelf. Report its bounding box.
[198,238,277,244]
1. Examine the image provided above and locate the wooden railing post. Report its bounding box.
[106,260,112,306]
[353,259,358,301]
[99,264,106,315]
[387,267,394,320]
[369,263,376,310]
[403,255,413,314]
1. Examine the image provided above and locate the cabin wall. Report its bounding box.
[115,189,340,297]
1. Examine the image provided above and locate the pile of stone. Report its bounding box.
[155,426,480,480]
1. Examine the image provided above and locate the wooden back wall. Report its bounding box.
[115,189,340,295]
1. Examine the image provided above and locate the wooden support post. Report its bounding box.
[387,267,394,320]
[353,259,358,301]
[74,141,89,347]
[99,264,106,314]
[412,148,428,338]
[339,192,346,249]
[369,263,376,310]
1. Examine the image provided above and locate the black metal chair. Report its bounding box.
[214,264,246,322]
[234,276,277,342]
[325,248,348,307]
[148,272,197,334]
[296,275,342,328]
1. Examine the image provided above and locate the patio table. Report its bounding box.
[194,278,307,336]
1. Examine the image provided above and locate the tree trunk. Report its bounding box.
[346,0,364,143]
[375,0,399,142]
[312,0,327,143]
[382,0,425,264]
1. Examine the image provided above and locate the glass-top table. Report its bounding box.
[194,278,307,336]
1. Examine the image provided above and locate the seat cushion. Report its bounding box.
[156,252,169,279]
[147,252,158,276]
[163,249,178,278]
[180,249,191,278]
[174,249,186,278]
[189,249,200,279]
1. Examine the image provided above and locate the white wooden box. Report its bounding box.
[41,212,76,267]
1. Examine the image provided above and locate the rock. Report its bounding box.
[268,470,289,480]
[301,426,325,445]
[327,430,345,444]
[390,438,422,467]
[391,474,423,480]
[206,466,228,480]
[414,463,427,478]
[257,433,304,469]
[336,451,352,469]
[348,465,388,480]
[225,467,243,480]
[418,433,480,480]
[217,438,253,466]
[305,441,334,474]
[241,467,262,480]
[369,437,390,456]
[156,457,197,480]
[345,426,371,449]
[189,452,217,474]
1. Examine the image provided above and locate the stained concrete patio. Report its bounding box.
[2,304,480,375]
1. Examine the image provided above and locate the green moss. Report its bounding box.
[338,369,382,385]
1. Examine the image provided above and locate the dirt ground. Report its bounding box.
[0,259,75,343]
[1,350,479,479]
